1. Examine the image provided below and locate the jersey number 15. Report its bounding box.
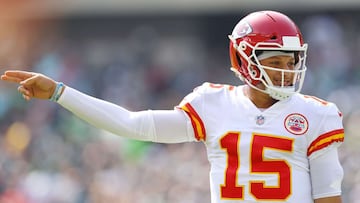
[220,132,294,201]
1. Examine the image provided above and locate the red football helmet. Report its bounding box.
[229,10,308,100]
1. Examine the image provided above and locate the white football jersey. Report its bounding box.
[178,83,344,203]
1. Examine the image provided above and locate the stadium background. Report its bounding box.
[0,1,360,202]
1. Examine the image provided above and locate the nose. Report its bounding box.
[277,63,294,71]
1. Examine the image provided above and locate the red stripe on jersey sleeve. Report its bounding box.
[307,129,344,156]
[180,103,206,141]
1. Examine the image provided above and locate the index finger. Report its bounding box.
[1,70,35,84]
[3,70,35,80]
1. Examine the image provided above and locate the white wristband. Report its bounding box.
[49,82,64,102]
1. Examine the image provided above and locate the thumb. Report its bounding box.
[20,74,39,86]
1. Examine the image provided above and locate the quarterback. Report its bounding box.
[1,11,344,203]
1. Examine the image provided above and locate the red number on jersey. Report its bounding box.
[220,132,294,200]
[304,95,329,105]
[220,132,244,199]
[209,83,235,91]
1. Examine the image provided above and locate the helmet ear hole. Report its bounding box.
[250,66,261,78]
[240,42,247,50]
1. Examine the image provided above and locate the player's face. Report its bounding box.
[259,55,296,87]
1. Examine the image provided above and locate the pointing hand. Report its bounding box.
[1,70,57,101]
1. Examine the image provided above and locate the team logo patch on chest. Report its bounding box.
[284,113,309,135]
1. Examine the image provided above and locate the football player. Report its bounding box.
[1,10,344,203]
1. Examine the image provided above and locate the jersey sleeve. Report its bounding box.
[306,102,345,199]
[176,82,210,142]
[307,103,345,159]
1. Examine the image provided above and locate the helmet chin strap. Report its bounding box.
[231,67,293,101]
[265,86,294,100]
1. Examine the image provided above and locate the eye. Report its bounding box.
[287,61,296,69]
[269,61,281,66]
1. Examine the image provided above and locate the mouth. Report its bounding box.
[273,80,292,87]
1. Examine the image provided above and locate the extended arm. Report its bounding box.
[1,70,195,143]
[58,86,195,143]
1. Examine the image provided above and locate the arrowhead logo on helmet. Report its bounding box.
[233,21,253,38]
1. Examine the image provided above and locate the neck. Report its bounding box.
[243,85,278,108]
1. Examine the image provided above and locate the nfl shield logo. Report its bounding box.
[256,115,265,125]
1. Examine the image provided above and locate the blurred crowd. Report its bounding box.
[0,11,360,203]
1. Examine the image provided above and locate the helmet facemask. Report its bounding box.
[229,35,308,100]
